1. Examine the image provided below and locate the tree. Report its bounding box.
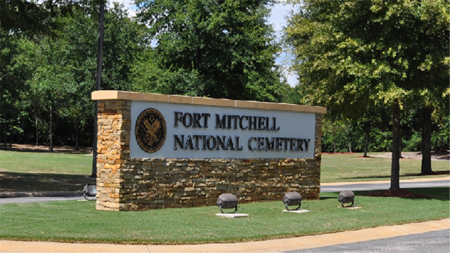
[26,3,146,148]
[1,1,145,149]
[0,29,35,148]
[0,0,105,36]
[286,0,449,190]
[0,0,105,149]
[135,0,288,102]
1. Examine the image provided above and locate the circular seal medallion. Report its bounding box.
[135,108,167,153]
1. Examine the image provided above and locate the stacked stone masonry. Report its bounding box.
[95,96,324,211]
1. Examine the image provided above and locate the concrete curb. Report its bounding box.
[0,191,83,198]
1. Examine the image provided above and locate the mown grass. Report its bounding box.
[0,150,93,191]
[321,153,449,183]
[0,150,91,174]
[0,188,448,244]
[1,150,448,192]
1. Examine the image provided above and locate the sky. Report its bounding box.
[111,0,298,87]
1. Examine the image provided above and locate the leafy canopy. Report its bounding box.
[134,0,288,101]
[286,0,449,119]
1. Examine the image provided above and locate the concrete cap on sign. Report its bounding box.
[92,90,327,114]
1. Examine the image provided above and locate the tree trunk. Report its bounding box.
[75,124,79,151]
[0,87,2,149]
[347,126,352,153]
[2,122,6,149]
[363,131,369,157]
[390,102,401,191]
[333,132,337,153]
[0,120,2,150]
[421,106,432,174]
[9,120,12,149]
[35,112,39,146]
[49,105,53,152]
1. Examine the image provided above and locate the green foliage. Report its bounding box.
[286,0,449,183]
[0,31,36,143]
[320,101,450,153]
[0,0,58,36]
[1,2,147,147]
[286,0,449,115]
[135,0,287,101]
[0,1,107,36]
[1,0,448,150]
[321,122,449,153]
[131,49,204,96]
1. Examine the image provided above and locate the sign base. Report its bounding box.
[338,206,362,209]
[216,213,249,218]
[282,209,311,214]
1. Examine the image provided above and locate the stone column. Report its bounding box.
[96,100,131,211]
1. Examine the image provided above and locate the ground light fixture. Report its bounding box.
[216,193,238,213]
[83,183,97,201]
[283,192,302,211]
[338,190,355,207]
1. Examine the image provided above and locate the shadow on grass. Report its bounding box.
[321,188,449,202]
[341,171,450,181]
[404,171,450,176]
[0,172,95,192]
[340,175,393,180]
[355,187,449,201]
[0,144,91,154]
[319,196,336,200]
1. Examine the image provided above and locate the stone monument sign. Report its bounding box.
[92,90,326,211]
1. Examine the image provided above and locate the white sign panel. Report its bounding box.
[130,101,316,159]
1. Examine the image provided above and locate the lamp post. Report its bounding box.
[92,3,105,178]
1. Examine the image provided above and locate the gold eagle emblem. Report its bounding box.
[135,108,167,153]
[143,118,161,145]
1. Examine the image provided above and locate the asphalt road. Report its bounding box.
[289,229,450,252]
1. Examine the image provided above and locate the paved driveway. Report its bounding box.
[293,229,450,252]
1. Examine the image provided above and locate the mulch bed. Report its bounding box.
[364,189,431,199]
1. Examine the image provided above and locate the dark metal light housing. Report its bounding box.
[83,183,97,201]
[338,190,355,207]
[283,192,302,211]
[216,193,238,213]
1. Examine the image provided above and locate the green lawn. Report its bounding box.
[0,150,93,192]
[0,188,448,244]
[0,150,92,174]
[0,149,448,244]
[321,153,449,183]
